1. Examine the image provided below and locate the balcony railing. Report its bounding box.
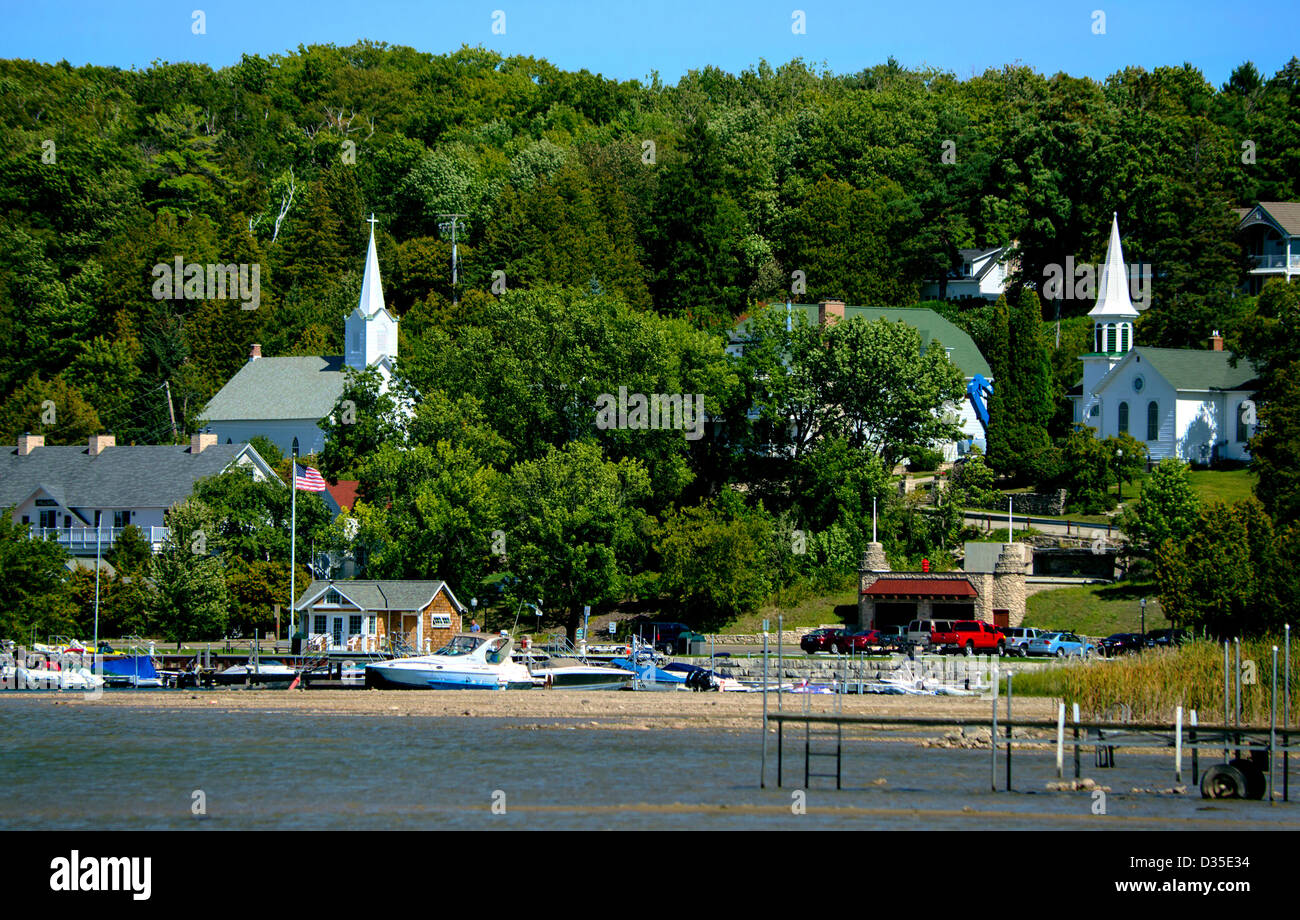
[28,526,170,553]
[1249,253,1300,271]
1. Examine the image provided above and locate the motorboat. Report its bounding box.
[365,633,534,690]
[214,658,300,686]
[98,653,165,688]
[610,656,690,691]
[1,664,105,692]
[515,648,634,690]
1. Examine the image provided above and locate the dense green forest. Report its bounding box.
[3,43,1300,640]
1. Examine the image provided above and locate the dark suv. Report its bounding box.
[631,621,693,654]
[1100,633,1144,657]
[1144,628,1189,649]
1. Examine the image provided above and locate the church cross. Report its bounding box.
[366,213,379,231]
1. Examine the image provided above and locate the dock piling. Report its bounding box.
[1073,703,1081,780]
[1056,702,1065,778]
[1175,706,1183,782]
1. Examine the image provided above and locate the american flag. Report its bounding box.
[294,463,327,492]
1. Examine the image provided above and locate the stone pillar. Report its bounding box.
[858,543,890,629]
[991,543,1028,627]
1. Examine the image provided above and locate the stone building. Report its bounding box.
[858,541,1028,631]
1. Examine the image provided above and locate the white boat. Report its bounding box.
[1,665,105,692]
[515,649,634,690]
[215,659,300,685]
[365,633,534,690]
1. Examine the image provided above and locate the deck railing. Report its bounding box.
[27,526,169,553]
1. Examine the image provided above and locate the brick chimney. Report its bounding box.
[190,432,218,454]
[88,433,115,457]
[249,343,262,362]
[1209,330,1223,352]
[16,433,44,456]
[818,300,846,325]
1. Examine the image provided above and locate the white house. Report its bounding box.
[200,218,400,457]
[920,245,1015,300]
[1236,201,1300,294]
[1071,214,1259,463]
[1,432,278,557]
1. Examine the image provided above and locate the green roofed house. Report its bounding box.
[199,218,400,457]
[1071,215,1259,463]
[729,299,993,460]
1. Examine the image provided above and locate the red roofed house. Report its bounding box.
[858,540,1028,631]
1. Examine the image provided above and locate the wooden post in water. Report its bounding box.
[1174,706,1183,783]
[1006,672,1013,792]
[1056,702,1066,778]
[1271,645,1278,806]
[1190,710,1199,785]
[1073,703,1081,780]
[990,659,999,792]
[1223,641,1231,764]
[760,620,768,789]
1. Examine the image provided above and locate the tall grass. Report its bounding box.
[1013,639,1298,724]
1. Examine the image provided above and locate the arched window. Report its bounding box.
[1146,401,1159,441]
[292,437,300,457]
[1106,325,1117,352]
[1117,401,1129,435]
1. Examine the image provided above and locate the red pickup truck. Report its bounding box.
[932,620,1007,656]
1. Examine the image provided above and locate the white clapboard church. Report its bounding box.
[1070,214,1259,464]
[199,217,399,456]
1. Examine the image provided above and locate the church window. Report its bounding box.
[1089,403,1100,418]
[1117,401,1129,435]
[1106,325,1116,352]
[1147,401,1159,441]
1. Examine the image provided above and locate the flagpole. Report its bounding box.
[290,452,297,645]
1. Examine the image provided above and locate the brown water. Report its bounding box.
[0,699,1294,830]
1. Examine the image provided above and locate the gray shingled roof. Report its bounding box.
[295,580,461,613]
[1135,347,1259,392]
[733,304,992,379]
[0,444,256,512]
[1256,202,1300,237]
[201,355,347,422]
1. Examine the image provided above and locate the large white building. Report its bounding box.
[1070,215,1259,463]
[200,219,399,457]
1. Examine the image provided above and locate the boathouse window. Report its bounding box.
[313,614,327,635]
[430,612,452,629]
[1117,401,1129,435]
[1237,403,1250,442]
[1147,401,1159,441]
[349,615,362,635]
[322,588,345,606]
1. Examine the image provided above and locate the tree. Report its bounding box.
[499,442,650,640]
[655,495,775,629]
[986,289,1053,481]
[1119,459,1201,562]
[0,374,103,445]
[105,524,152,576]
[0,511,77,641]
[148,500,230,642]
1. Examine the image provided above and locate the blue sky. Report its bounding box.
[0,0,1292,87]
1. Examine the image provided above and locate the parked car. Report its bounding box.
[834,629,887,654]
[1099,633,1144,657]
[800,627,848,654]
[934,620,1007,656]
[905,619,955,649]
[1144,628,1189,648]
[1026,631,1096,658]
[1001,626,1042,657]
[630,620,694,654]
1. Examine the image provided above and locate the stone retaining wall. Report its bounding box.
[971,489,1069,516]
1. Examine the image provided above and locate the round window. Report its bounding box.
[1133,375,1145,393]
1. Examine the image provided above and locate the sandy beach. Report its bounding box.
[21,688,1063,733]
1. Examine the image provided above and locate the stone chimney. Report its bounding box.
[16,433,44,456]
[88,433,115,457]
[190,432,218,454]
[249,343,262,362]
[818,300,846,326]
[1209,330,1223,352]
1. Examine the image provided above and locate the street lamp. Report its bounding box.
[1115,448,1124,502]
[1139,597,1147,650]
[471,597,478,632]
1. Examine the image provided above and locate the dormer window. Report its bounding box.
[322,588,345,606]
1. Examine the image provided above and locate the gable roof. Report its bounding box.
[295,579,462,613]
[733,304,992,379]
[955,246,1008,280]
[201,355,347,422]
[0,443,266,511]
[1097,347,1259,395]
[1241,202,1300,237]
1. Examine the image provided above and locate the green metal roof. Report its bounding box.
[1134,347,1259,392]
[201,356,347,422]
[733,304,991,379]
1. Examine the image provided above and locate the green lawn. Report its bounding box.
[1185,469,1257,504]
[729,584,860,633]
[1024,579,1171,638]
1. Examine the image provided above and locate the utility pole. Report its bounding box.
[437,213,467,305]
[163,379,178,442]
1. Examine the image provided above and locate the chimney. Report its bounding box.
[16,432,44,456]
[818,300,846,325]
[88,433,115,457]
[249,343,262,362]
[190,432,218,454]
[1209,330,1223,352]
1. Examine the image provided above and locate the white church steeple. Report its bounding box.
[1087,212,1139,355]
[345,215,398,372]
